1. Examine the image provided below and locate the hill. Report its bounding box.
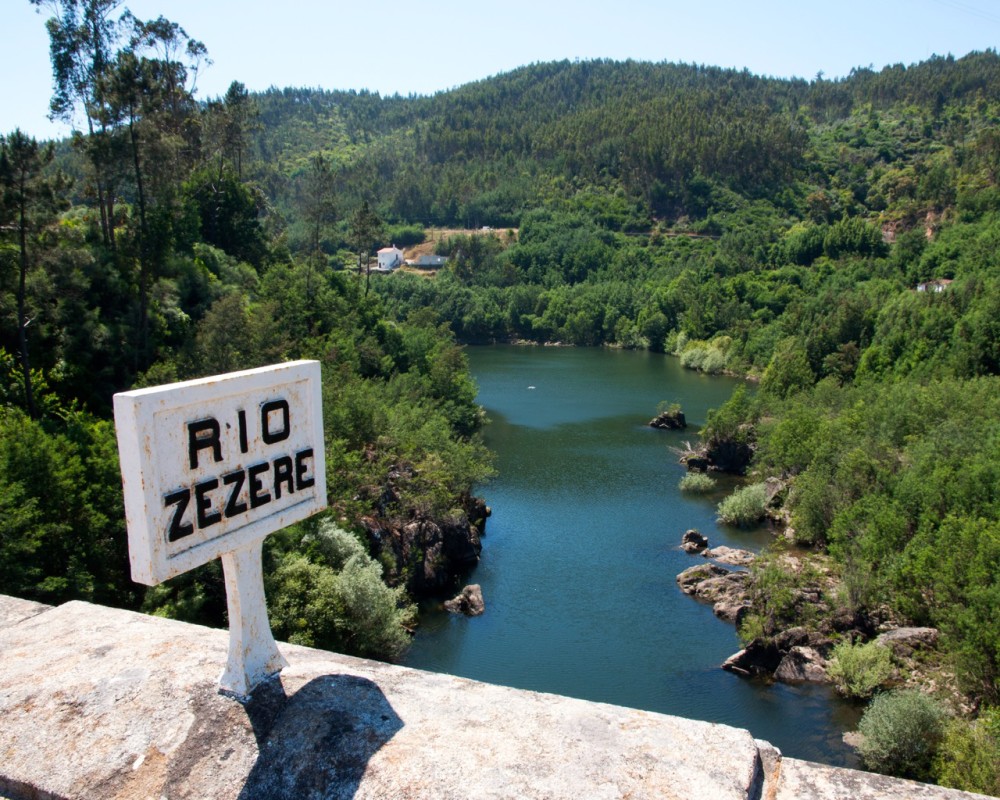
[3,26,1000,790]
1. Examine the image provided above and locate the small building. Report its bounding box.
[412,254,447,268]
[916,279,953,293]
[377,245,404,272]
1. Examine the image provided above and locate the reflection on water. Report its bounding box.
[403,345,861,766]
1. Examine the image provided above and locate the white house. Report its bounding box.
[916,278,953,293]
[376,245,404,272]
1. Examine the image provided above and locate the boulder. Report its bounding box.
[772,627,832,654]
[763,477,788,508]
[681,529,709,553]
[361,493,485,598]
[705,435,755,476]
[649,409,687,430]
[699,573,750,623]
[713,597,750,625]
[722,641,782,677]
[677,566,750,624]
[676,563,729,595]
[774,646,828,683]
[702,546,755,567]
[444,584,485,617]
[682,455,711,472]
[695,572,750,602]
[875,627,939,658]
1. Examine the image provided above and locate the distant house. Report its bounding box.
[916,279,953,293]
[412,254,447,268]
[376,245,404,272]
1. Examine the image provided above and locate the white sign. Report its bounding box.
[114,361,327,586]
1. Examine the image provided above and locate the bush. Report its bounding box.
[717,482,768,527]
[267,521,416,661]
[679,472,717,493]
[933,707,1000,796]
[678,338,729,374]
[701,347,727,374]
[857,690,947,781]
[827,639,894,699]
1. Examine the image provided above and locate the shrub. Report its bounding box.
[656,400,682,415]
[857,690,947,781]
[679,472,717,493]
[933,707,1000,796]
[827,639,894,699]
[680,343,708,370]
[701,347,727,374]
[268,521,416,661]
[717,482,768,527]
[738,549,814,642]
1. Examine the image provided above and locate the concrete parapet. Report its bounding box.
[0,597,989,800]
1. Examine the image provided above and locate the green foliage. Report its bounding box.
[857,690,948,781]
[760,337,815,399]
[933,707,1000,796]
[750,376,1000,701]
[827,640,894,699]
[7,24,1000,711]
[738,550,822,643]
[716,482,768,527]
[267,521,416,661]
[703,384,756,445]
[678,472,716,494]
[0,407,137,608]
[678,336,730,374]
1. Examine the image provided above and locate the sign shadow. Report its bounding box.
[239,673,403,799]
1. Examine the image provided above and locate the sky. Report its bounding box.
[2,0,999,140]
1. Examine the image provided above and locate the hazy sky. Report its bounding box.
[3,0,999,140]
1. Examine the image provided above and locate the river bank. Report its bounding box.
[404,344,862,766]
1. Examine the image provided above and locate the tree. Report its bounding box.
[99,14,206,370]
[0,131,64,418]
[297,153,337,269]
[31,0,124,246]
[348,200,384,297]
[205,81,258,181]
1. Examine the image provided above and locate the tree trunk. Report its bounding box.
[16,173,37,419]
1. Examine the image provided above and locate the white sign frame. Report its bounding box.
[114,360,327,586]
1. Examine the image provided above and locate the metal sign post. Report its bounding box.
[113,361,327,699]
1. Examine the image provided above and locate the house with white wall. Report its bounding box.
[376,245,404,272]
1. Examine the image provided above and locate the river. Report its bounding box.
[403,344,860,766]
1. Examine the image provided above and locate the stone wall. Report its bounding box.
[0,596,990,800]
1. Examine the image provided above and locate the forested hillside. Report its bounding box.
[210,52,1000,791]
[0,1,493,663]
[2,3,999,788]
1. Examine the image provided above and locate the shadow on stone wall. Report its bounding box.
[239,674,403,799]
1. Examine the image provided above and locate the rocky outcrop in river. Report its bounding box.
[358,461,490,598]
[445,584,486,616]
[649,408,687,429]
[675,539,952,694]
[676,563,750,624]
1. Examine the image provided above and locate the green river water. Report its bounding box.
[403,344,861,766]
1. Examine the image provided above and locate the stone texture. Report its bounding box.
[676,562,729,594]
[775,758,994,800]
[0,595,51,630]
[703,546,756,566]
[774,646,828,684]
[876,626,940,657]
[0,599,766,800]
[1,597,984,800]
[681,528,709,553]
[443,583,485,616]
[722,641,783,678]
[649,409,686,429]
